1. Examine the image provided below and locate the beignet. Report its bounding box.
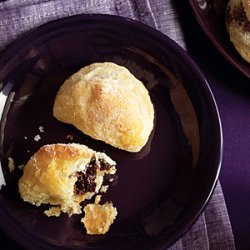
[18,143,116,216]
[53,62,154,152]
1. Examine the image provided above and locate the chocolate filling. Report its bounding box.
[74,168,96,195]
[74,157,113,195]
[99,158,113,171]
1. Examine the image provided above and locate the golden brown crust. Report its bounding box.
[81,202,118,235]
[44,206,61,217]
[18,143,116,216]
[53,62,154,152]
[225,0,250,63]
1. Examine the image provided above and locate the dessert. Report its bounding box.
[18,143,116,216]
[53,62,154,152]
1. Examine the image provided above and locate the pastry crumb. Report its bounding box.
[8,157,15,173]
[38,126,44,133]
[100,185,109,193]
[95,195,102,204]
[81,202,117,235]
[44,206,61,217]
[66,134,74,140]
[34,135,41,141]
[17,164,24,170]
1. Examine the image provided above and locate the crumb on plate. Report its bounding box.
[38,126,44,133]
[34,135,41,141]
[17,164,24,170]
[8,157,15,173]
[81,202,117,235]
[100,185,109,193]
[66,134,74,140]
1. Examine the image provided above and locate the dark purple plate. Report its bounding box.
[0,14,222,249]
[189,0,250,79]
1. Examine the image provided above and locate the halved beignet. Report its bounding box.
[18,143,116,216]
[53,62,154,152]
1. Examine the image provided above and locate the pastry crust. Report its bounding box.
[53,62,154,152]
[225,0,250,63]
[18,143,116,216]
[81,202,118,235]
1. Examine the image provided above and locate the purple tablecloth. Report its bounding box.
[0,0,241,249]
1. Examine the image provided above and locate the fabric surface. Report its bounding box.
[0,0,235,249]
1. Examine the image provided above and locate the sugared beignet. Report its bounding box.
[53,62,154,152]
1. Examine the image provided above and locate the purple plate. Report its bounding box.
[189,0,250,79]
[0,14,222,249]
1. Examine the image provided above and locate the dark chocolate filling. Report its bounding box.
[74,166,97,195]
[74,156,114,195]
[99,158,113,171]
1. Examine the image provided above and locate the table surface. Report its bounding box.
[0,2,249,250]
